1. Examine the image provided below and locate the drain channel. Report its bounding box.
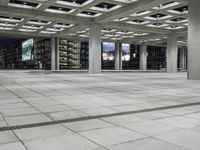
[1,101,200,132]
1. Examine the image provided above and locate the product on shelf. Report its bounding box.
[59,39,81,70]
[34,39,51,70]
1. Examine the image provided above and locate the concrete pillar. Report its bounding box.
[115,42,122,70]
[188,0,200,79]
[51,37,56,70]
[51,37,59,70]
[55,38,59,70]
[167,31,178,73]
[180,47,187,71]
[89,24,102,74]
[184,47,187,70]
[140,44,147,70]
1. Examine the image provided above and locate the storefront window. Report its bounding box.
[102,42,115,70]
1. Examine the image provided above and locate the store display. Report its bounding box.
[0,39,23,69]
[0,39,169,71]
[34,39,51,70]
[122,43,130,61]
[22,39,33,61]
[59,39,81,69]
[147,46,166,70]
[102,42,115,70]
[122,44,140,70]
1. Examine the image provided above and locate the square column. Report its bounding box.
[51,37,56,70]
[89,24,102,74]
[55,38,59,70]
[140,44,147,70]
[188,0,200,79]
[179,47,187,71]
[167,31,178,73]
[115,42,122,70]
[51,37,59,70]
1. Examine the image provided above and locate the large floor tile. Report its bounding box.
[35,104,73,113]
[135,111,173,120]
[108,137,188,150]
[80,126,147,147]
[48,110,88,120]
[122,120,179,136]
[157,116,200,129]
[81,107,118,116]
[14,124,73,141]
[63,119,113,132]
[1,107,40,117]
[156,129,200,150]
[0,131,19,145]
[24,133,100,150]
[0,142,26,150]
[102,114,147,126]
[5,114,52,126]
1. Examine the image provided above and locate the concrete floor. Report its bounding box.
[0,71,200,150]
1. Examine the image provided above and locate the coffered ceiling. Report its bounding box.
[0,0,188,46]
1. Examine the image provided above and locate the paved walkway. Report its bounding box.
[0,71,200,150]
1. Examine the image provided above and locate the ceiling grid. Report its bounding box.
[0,0,188,46]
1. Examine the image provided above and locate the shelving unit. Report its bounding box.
[34,39,51,70]
[80,42,89,70]
[59,39,81,70]
[147,46,166,70]
[0,39,23,69]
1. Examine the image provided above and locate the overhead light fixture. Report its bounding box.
[130,10,152,17]
[40,31,56,34]
[153,1,180,10]
[114,17,129,22]
[27,20,51,25]
[53,23,74,28]
[0,26,13,30]
[56,0,94,7]
[46,28,64,32]
[22,25,43,30]
[18,29,37,32]
[8,0,41,9]
[0,22,18,27]
[0,16,24,23]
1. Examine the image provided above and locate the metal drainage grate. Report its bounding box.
[1,101,200,132]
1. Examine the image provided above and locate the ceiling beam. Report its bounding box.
[56,24,89,37]
[0,30,51,38]
[71,0,104,15]
[0,5,92,24]
[94,0,175,23]
[13,18,30,31]
[37,0,57,11]
[104,22,171,34]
